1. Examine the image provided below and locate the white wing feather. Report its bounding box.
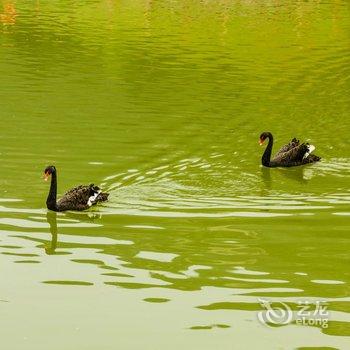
[303,145,315,159]
[87,190,101,206]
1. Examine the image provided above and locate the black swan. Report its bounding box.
[43,165,109,211]
[259,132,321,167]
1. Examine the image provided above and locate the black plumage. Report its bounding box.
[44,165,109,211]
[259,132,321,168]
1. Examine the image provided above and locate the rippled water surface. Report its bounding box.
[1,1,350,349]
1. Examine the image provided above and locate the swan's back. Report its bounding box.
[274,138,300,158]
[57,184,108,211]
[271,143,320,167]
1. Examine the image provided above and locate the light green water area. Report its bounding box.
[1,1,350,349]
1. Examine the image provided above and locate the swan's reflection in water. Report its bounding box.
[261,167,272,191]
[45,211,57,255]
[45,211,103,255]
[64,211,103,223]
[41,208,346,297]
[277,166,314,183]
[16,204,349,339]
[261,165,314,189]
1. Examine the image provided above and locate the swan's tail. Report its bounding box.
[87,185,109,206]
[303,144,321,163]
[303,144,315,160]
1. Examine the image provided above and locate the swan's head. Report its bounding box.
[259,132,271,145]
[43,165,56,181]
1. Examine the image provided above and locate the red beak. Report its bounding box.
[259,139,264,146]
[43,172,50,181]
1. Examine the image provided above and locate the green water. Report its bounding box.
[1,1,350,349]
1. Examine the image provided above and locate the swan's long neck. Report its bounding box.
[46,171,58,211]
[262,134,273,167]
